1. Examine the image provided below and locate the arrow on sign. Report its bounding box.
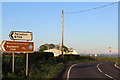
[9,32,14,40]
[1,40,6,52]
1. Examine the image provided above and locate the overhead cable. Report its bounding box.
[65,2,117,14]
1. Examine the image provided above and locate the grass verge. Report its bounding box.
[96,57,120,67]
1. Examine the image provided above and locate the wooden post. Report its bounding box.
[26,53,28,76]
[12,53,14,73]
[2,52,4,76]
[26,39,29,76]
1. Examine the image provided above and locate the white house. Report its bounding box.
[67,50,78,55]
[44,49,78,56]
[44,49,65,57]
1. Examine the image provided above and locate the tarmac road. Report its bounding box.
[61,61,120,80]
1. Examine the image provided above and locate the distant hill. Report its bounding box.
[98,53,119,58]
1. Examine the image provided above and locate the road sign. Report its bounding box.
[1,40,34,52]
[9,31,32,40]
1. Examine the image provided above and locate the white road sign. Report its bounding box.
[9,31,32,40]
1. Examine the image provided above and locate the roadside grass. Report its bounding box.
[96,57,120,67]
[28,62,64,80]
[64,56,96,65]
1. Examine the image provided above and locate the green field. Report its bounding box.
[96,56,120,67]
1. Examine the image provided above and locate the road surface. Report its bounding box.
[61,61,120,80]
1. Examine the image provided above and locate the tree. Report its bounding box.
[49,44,55,49]
[63,45,69,52]
[39,43,69,53]
[39,45,48,52]
[55,45,60,50]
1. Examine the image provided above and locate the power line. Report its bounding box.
[65,2,117,14]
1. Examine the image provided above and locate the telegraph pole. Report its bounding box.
[61,10,64,58]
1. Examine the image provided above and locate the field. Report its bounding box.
[96,56,120,67]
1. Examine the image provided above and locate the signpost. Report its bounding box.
[12,52,14,73]
[26,52,28,76]
[1,31,34,76]
[1,40,34,75]
[9,31,32,40]
[1,40,34,53]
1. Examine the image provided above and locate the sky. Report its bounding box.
[1,2,118,54]
[1,0,120,2]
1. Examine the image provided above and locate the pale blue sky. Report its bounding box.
[2,2,118,54]
[1,0,119,2]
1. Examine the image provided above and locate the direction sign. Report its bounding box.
[1,40,34,52]
[9,31,32,40]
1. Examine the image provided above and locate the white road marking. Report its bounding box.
[105,74,117,80]
[97,64,99,68]
[114,62,120,69]
[66,61,118,80]
[97,62,117,80]
[67,64,77,80]
[97,64,102,72]
[98,68,102,72]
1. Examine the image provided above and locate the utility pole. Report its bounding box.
[59,43,61,55]
[61,10,64,58]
